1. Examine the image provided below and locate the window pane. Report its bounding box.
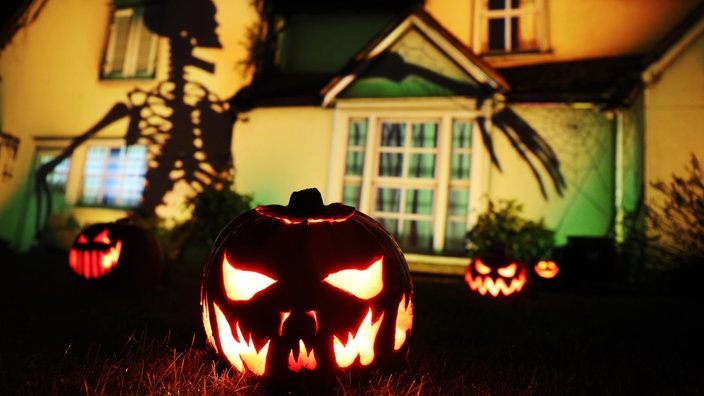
[347,120,368,146]
[488,18,506,51]
[380,122,405,147]
[452,121,472,148]
[343,184,361,208]
[400,220,433,252]
[411,122,437,148]
[378,153,404,177]
[409,153,435,178]
[375,187,401,213]
[345,151,365,176]
[38,153,71,192]
[444,220,468,254]
[81,145,147,207]
[405,189,433,215]
[378,217,399,237]
[447,189,469,217]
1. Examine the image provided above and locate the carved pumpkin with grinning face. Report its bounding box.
[464,253,528,298]
[200,188,414,381]
[534,259,560,279]
[68,221,164,290]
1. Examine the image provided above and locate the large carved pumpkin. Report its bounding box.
[200,188,414,381]
[68,220,163,290]
[464,253,528,298]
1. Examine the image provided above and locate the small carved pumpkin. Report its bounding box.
[464,253,528,298]
[200,188,414,381]
[533,259,560,279]
[68,220,163,290]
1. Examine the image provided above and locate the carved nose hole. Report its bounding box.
[279,310,319,337]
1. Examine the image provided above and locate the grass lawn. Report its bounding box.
[1,248,702,395]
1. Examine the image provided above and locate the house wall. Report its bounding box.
[233,107,334,207]
[426,0,701,66]
[644,30,704,210]
[0,0,257,249]
[485,104,617,246]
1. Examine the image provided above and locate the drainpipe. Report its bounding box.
[613,109,625,245]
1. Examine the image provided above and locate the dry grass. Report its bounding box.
[1,248,702,395]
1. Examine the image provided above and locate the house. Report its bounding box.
[1,0,702,277]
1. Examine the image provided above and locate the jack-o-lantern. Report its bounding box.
[464,253,528,298]
[200,188,414,381]
[533,259,559,279]
[68,220,163,290]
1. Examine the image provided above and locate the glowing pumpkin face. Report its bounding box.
[69,228,122,279]
[464,253,528,297]
[534,260,560,279]
[200,188,414,381]
[68,221,164,290]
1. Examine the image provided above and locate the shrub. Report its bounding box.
[465,199,555,265]
[646,154,704,277]
[134,178,254,262]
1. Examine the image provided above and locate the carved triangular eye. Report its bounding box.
[77,234,88,244]
[222,256,277,301]
[324,258,383,300]
[497,263,518,278]
[93,229,111,244]
[474,259,491,275]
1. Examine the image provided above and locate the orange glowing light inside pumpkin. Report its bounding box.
[222,256,277,301]
[255,206,354,224]
[324,258,384,299]
[68,231,123,279]
[394,295,413,351]
[465,259,527,297]
[534,260,560,279]
[288,340,317,372]
[214,302,270,375]
[333,308,384,367]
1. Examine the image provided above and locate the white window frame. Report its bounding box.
[101,6,159,79]
[473,0,548,54]
[327,98,491,257]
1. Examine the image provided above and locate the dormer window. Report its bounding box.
[101,4,159,79]
[473,0,548,54]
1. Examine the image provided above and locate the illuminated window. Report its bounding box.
[81,145,148,207]
[37,151,71,193]
[473,0,547,54]
[101,5,158,79]
[335,103,482,256]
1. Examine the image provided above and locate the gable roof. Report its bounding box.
[320,9,510,107]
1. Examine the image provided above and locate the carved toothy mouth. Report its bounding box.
[211,302,401,374]
[465,273,527,297]
[68,240,122,279]
[213,303,270,375]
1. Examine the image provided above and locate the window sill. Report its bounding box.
[405,253,467,276]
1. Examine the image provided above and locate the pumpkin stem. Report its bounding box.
[288,188,325,216]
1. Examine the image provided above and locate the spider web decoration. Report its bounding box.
[535,106,605,181]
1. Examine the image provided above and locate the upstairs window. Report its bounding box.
[101,5,159,79]
[474,0,547,54]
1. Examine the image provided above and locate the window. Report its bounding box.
[37,151,71,193]
[101,5,158,79]
[333,100,486,257]
[80,145,148,207]
[473,0,547,54]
